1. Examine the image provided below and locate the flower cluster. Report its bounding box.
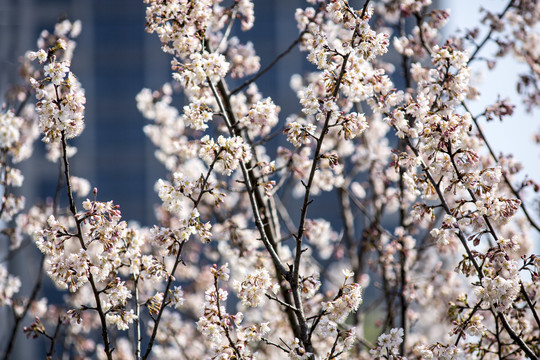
[284,117,317,147]
[370,328,405,359]
[322,276,362,322]
[199,135,252,176]
[239,97,280,138]
[183,101,213,131]
[0,264,21,307]
[227,37,260,78]
[476,254,521,311]
[27,25,86,143]
[337,112,368,140]
[172,51,230,89]
[0,111,23,149]
[233,268,274,307]
[197,264,270,359]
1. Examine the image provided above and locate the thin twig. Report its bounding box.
[2,256,46,360]
[326,332,341,360]
[46,317,63,359]
[61,130,114,360]
[466,0,516,66]
[142,240,186,360]
[261,337,291,353]
[230,5,323,95]
[520,281,540,331]
[266,293,299,312]
[134,276,141,360]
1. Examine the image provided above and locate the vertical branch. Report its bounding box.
[206,78,288,276]
[0,150,9,219]
[60,132,114,360]
[338,185,358,274]
[397,141,409,355]
[398,237,408,355]
[134,276,141,360]
[208,74,302,339]
[292,52,351,353]
[213,275,244,360]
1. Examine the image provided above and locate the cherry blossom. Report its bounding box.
[2,1,540,360]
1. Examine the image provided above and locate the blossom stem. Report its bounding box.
[213,276,244,360]
[142,240,185,360]
[405,139,483,277]
[134,276,141,360]
[327,332,341,360]
[46,317,62,359]
[61,132,114,360]
[207,77,288,276]
[454,301,483,345]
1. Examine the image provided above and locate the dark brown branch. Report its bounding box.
[142,240,186,360]
[61,132,114,360]
[293,51,351,354]
[46,317,63,359]
[498,313,538,360]
[206,39,302,338]
[520,281,540,331]
[207,78,288,277]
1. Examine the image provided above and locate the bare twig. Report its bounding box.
[266,293,299,312]
[466,0,516,65]
[230,5,323,95]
